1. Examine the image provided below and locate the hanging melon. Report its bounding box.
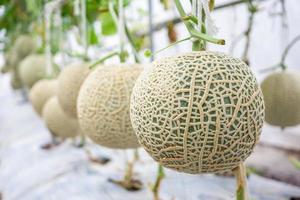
[13,35,37,59]
[42,97,80,138]
[19,54,47,88]
[261,71,300,128]
[57,63,91,118]
[29,79,58,116]
[77,64,143,149]
[130,51,265,174]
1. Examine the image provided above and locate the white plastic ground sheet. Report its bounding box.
[1,74,300,200]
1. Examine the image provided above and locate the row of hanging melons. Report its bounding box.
[1,35,38,89]
[22,45,298,174]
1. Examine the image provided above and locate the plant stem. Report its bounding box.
[133,148,139,161]
[89,51,119,69]
[124,23,142,63]
[78,134,85,147]
[152,164,165,200]
[242,2,257,64]
[174,0,225,49]
[108,1,126,63]
[152,36,192,56]
[280,35,300,70]
[233,163,249,200]
[124,160,134,185]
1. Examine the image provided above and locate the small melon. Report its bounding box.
[19,54,47,88]
[130,51,265,174]
[57,63,91,118]
[42,97,80,138]
[13,35,36,59]
[29,79,58,116]
[77,64,143,149]
[261,71,300,128]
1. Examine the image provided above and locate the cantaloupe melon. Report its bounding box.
[29,79,58,116]
[19,54,47,88]
[130,51,265,174]
[57,63,91,118]
[261,71,300,128]
[42,97,80,138]
[77,64,143,149]
[13,35,36,59]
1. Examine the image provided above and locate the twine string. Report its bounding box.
[118,0,126,57]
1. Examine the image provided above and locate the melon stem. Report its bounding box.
[233,163,249,200]
[89,51,119,69]
[280,35,300,70]
[78,134,85,147]
[174,0,225,50]
[151,164,165,200]
[109,150,142,191]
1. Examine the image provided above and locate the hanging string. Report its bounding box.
[74,0,80,16]
[197,0,202,32]
[54,8,64,67]
[45,3,53,78]
[192,0,197,19]
[194,0,218,35]
[148,0,154,61]
[118,0,126,60]
[191,0,198,43]
[80,0,88,59]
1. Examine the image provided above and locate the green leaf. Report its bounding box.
[100,12,117,36]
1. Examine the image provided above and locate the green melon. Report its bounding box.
[130,51,265,174]
[42,97,80,138]
[29,79,58,116]
[77,64,143,149]
[57,63,91,118]
[261,71,300,128]
[19,54,47,88]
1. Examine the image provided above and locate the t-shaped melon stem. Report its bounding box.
[233,163,249,200]
[109,149,142,191]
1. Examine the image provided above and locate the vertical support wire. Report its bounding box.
[148,0,154,61]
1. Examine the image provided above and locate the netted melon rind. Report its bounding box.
[42,97,80,138]
[77,64,143,149]
[130,51,265,174]
[19,54,47,88]
[29,79,58,116]
[57,63,91,118]
[261,71,300,127]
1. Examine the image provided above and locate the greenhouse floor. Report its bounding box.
[1,74,300,200]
